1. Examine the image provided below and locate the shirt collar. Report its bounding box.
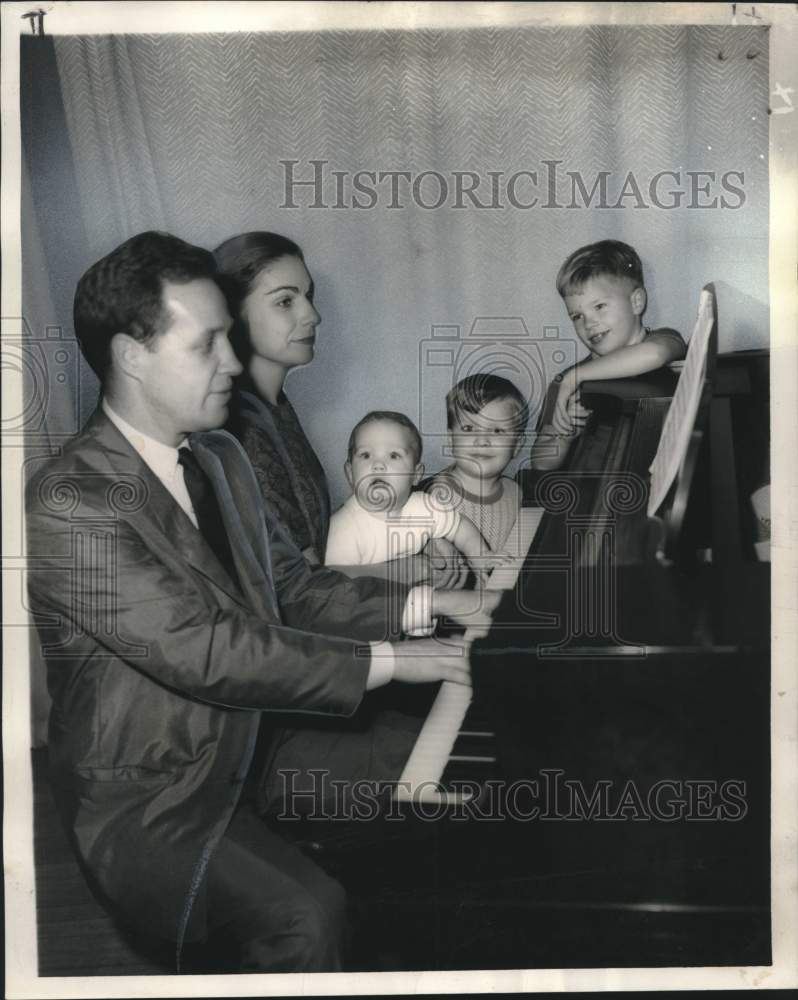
[102,398,188,482]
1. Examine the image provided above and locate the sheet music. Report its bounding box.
[647,289,715,517]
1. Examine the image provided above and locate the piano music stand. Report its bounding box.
[654,283,719,566]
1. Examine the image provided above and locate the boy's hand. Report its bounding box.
[424,537,469,590]
[471,551,516,587]
[390,635,471,686]
[553,372,591,437]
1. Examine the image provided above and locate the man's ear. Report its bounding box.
[110,333,145,381]
[344,461,354,490]
[631,286,647,317]
[413,462,425,486]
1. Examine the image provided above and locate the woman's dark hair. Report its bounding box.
[212,232,305,365]
[73,231,216,382]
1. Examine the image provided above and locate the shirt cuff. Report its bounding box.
[402,584,435,637]
[366,641,395,690]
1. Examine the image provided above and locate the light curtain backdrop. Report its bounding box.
[25,25,769,498]
[22,25,769,739]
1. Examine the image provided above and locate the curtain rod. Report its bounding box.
[22,9,46,36]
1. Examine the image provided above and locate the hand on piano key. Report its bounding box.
[431,588,502,633]
[425,536,470,590]
[391,635,471,686]
[471,550,517,588]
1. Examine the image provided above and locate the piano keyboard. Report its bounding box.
[394,506,545,804]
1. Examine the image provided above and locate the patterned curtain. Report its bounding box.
[49,27,768,498]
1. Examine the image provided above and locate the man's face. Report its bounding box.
[137,279,241,445]
[345,419,422,513]
[564,275,646,357]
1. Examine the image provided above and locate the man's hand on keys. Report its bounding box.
[390,636,471,686]
[431,588,502,629]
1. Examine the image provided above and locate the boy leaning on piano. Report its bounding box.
[530,240,686,472]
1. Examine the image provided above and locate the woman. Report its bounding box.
[213,232,330,564]
[212,231,444,821]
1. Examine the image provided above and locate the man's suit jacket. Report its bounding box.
[26,410,407,959]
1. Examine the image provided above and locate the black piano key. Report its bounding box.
[438,756,497,796]
[437,697,499,795]
[449,731,496,761]
[457,701,495,734]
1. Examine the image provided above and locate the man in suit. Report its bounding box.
[26,232,493,973]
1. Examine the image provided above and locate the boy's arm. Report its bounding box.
[530,380,590,471]
[448,514,515,585]
[563,328,686,390]
[546,328,686,464]
[449,513,490,562]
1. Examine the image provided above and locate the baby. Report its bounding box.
[325,410,510,583]
[531,239,686,471]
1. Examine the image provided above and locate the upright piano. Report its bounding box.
[388,294,770,968]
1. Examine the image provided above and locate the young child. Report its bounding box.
[325,410,510,582]
[424,374,527,553]
[531,240,686,471]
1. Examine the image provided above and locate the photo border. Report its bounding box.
[2,2,796,995]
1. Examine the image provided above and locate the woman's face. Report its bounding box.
[242,255,320,371]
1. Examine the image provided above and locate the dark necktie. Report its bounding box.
[178,447,240,590]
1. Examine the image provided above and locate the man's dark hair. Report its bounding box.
[73,231,217,381]
[347,411,423,465]
[446,373,528,432]
[555,239,644,297]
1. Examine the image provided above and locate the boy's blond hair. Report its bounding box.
[556,240,644,297]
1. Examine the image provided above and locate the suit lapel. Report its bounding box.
[190,431,280,620]
[86,411,249,609]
